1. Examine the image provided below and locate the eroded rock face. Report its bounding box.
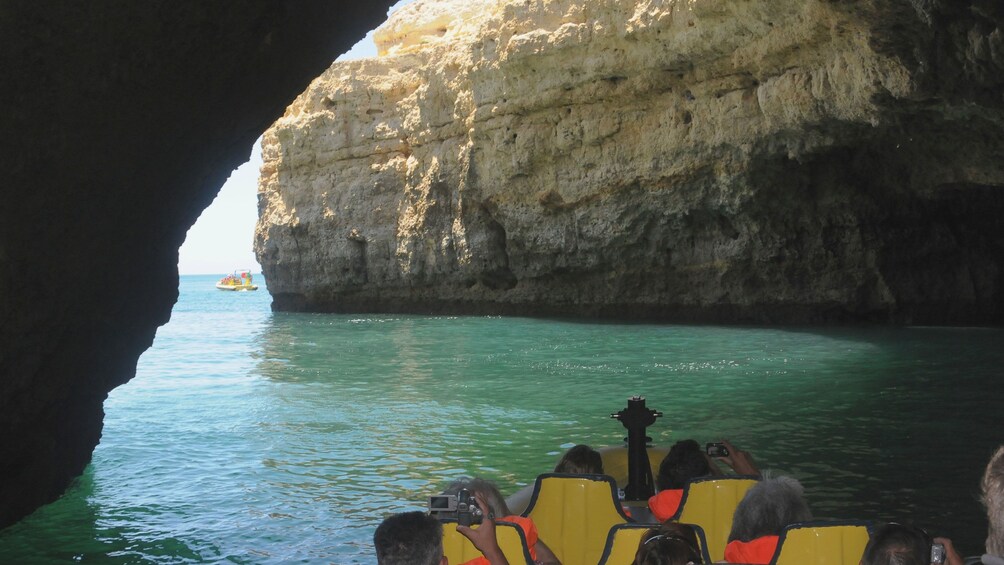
[256,0,1004,324]
[0,0,395,529]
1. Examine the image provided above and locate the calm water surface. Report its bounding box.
[0,274,1001,563]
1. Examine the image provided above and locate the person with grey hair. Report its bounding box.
[438,477,560,565]
[982,446,1004,565]
[723,476,812,564]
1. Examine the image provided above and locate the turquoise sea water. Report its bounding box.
[1,274,1002,563]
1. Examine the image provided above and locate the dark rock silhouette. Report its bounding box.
[0,0,395,530]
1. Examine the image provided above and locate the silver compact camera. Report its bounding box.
[931,542,946,564]
[706,442,729,458]
[428,488,483,526]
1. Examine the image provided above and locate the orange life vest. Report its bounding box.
[461,515,538,565]
[723,535,779,564]
[648,488,685,522]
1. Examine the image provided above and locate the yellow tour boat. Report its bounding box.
[215,269,258,291]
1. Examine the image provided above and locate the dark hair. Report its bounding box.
[861,523,930,565]
[634,523,703,565]
[728,477,812,542]
[374,511,443,565]
[555,444,604,475]
[656,440,711,491]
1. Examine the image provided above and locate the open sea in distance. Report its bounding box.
[0,274,1002,563]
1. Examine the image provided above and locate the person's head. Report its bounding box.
[656,439,711,491]
[983,446,1004,555]
[634,523,703,565]
[555,444,604,474]
[860,523,931,565]
[374,511,445,565]
[441,477,511,518]
[728,476,812,542]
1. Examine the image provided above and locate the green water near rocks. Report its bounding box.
[0,275,1001,563]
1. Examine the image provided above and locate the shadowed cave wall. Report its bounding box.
[0,0,395,530]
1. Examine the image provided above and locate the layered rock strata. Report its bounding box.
[257,0,1004,324]
[0,0,395,529]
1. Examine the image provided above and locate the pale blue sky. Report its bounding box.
[178,0,415,275]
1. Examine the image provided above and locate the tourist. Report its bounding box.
[374,511,447,565]
[982,446,1004,565]
[633,522,704,565]
[375,505,510,565]
[648,439,760,522]
[861,522,963,565]
[724,476,812,564]
[438,477,560,565]
[553,443,637,518]
[554,444,604,474]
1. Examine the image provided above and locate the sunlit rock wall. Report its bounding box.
[257,0,1004,324]
[0,0,395,530]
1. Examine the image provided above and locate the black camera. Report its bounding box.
[706,442,729,458]
[428,488,483,526]
[931,542,946,565]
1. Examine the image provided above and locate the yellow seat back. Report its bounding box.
[442,519,533,565]
[597,523,650,565]
[597,522,712,565]
[675,476,759,561]
[771,521,871,565]
[522,473,632,565]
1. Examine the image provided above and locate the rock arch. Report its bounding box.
[0,0,395,530]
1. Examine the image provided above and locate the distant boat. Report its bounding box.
[216,269,258,291]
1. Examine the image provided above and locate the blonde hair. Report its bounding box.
[983,446,1004,555]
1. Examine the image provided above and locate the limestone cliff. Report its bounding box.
[256,0,1004,324]
[0,0,396,530]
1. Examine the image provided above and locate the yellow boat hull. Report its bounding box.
[215,283,258,291]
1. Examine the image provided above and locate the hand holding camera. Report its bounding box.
[428,487,484,526]
[707,439,761,477]
[453,491,506,565]
[931,536,964,565]
[705,442,729,458]
[457,488,482,527]
[931,541,946,565]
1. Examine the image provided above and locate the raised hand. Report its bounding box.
[456,492,510,565]
[717,439,761,477]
